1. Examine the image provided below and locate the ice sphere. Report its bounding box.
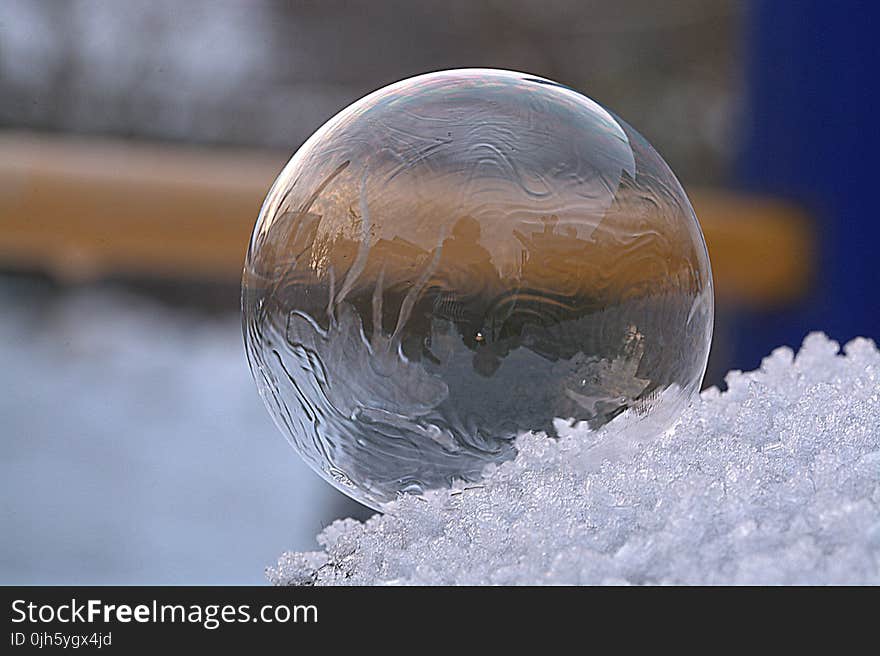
[243,69,713,509]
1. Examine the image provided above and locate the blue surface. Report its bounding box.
[735,0,880,368]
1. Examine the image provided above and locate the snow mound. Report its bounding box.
[268,333,880,585]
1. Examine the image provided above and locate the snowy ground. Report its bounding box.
[270,333,880,585]
[0,281,358,584]
[3,280,875,585]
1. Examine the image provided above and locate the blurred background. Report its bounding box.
[1,0,876,583]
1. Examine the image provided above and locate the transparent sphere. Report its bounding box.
[243,69,713,509]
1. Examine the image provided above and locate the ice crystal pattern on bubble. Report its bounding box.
[243,69,713,508]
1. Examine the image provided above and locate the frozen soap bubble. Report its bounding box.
[243,69,713,510]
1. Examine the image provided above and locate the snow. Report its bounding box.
[269,333,880,585]
[0,282,354,584]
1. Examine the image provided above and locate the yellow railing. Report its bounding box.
[0,133,812,306]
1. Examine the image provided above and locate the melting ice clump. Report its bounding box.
[268,333,880,585]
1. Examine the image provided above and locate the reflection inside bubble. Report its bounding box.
[243,69,713,509]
